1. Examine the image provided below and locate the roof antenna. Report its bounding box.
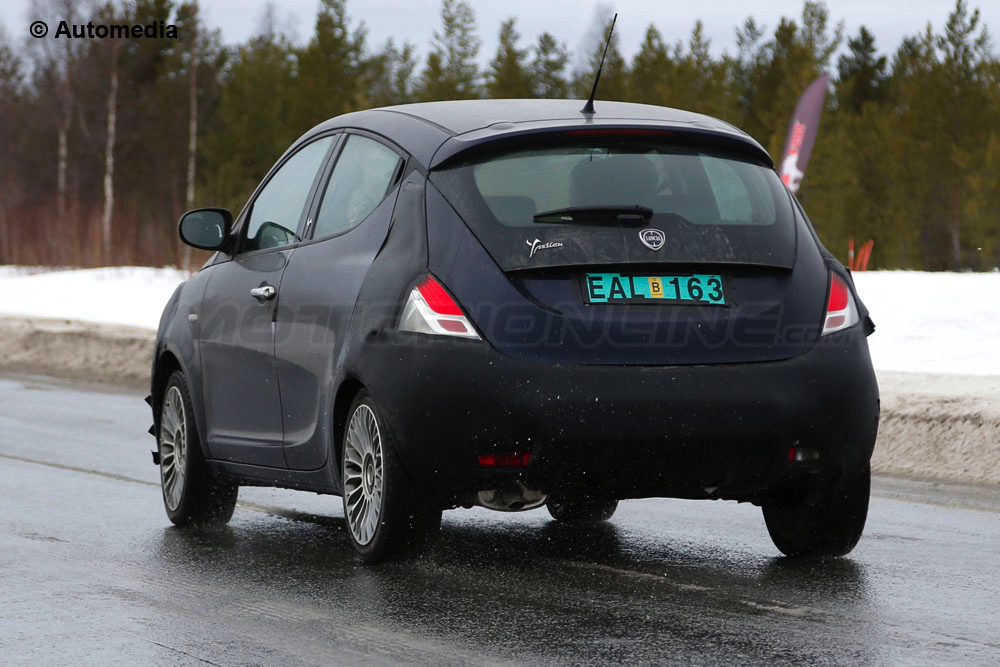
[581,13,618,115]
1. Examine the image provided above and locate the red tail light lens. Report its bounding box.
[478,452,531,467]
[828,275,850,312]
[414,275,463,316]
[822,273,859,335]
[399,275,481,339]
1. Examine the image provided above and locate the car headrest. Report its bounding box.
[570,154,659,207]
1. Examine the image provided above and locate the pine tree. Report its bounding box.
[629,25,671,105]
[809,26,893,268]
[669,21,731,119]
[531,32,569,98]
[366,39,417,106]
[205,28,298,213]
[732,16,766,126]
[418,0,480,101]
[891,29,950,268]
[295,0,366,128]
[836,27,888,112]
[486,18,533,98]
[734,4,839,161]
[936,0,992,269]
[418,51,449,101]
[800,0,844,70]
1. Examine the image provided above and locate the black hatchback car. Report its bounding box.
[150,99,878,563]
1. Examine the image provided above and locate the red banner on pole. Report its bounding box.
[779,74,829,194]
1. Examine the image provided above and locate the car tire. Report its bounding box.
[341,391,442,564]
[762,464,871,558]
[547,497,618,524]
[158,370,238,526]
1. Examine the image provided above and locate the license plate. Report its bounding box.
[583,273,726,305]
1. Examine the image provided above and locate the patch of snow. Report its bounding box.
[0,266,189,330]
[851,271,1000,376]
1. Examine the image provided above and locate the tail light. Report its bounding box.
[478,452,531,467]
[399,275,481,339]
[822,273,860,335]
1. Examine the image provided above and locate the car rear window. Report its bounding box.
[431,139,797,271]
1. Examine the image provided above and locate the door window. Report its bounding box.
[313,135,403,239]
[243,136,334,252]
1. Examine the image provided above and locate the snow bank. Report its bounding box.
[852,271,1000,376]
[1,266,998,375]
[0,266,188,330]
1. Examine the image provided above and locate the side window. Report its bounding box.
[243,136,334,252]
[313,135,403,239]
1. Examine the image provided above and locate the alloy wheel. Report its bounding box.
[343,404,384,546]
[159,385,188,512]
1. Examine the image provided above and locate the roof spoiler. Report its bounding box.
[429,123,774,170]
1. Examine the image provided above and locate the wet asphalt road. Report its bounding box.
[1,374,999,666]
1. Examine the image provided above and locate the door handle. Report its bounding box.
[250,285,276,300]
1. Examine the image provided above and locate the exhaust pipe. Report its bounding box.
[477,481,547,512]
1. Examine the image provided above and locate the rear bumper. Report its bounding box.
[358,326,879,505]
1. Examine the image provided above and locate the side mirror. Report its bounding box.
[178,208,233,251]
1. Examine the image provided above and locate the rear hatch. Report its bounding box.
[426,129,828,365]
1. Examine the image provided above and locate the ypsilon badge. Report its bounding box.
[639,228,665,251]
[527,238,564,258]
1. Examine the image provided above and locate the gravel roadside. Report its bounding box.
[3,316,997,486]
[874,372,1000,486]
[0,317,153,390]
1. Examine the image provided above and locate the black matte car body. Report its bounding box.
[150,99,879,563]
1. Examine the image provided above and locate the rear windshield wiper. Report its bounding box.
[532,205,654,225]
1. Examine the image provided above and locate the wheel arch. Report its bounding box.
[151,346,212,460]
[331,376,367,482]
[151,350,182,430]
